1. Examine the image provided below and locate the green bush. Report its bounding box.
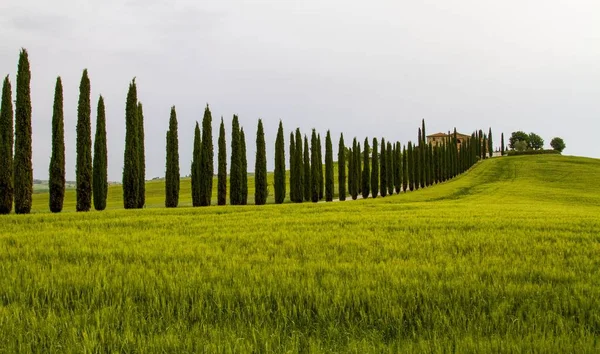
[506,149,560,156]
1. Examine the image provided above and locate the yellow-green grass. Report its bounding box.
[1,155,600,352]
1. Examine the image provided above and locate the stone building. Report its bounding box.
[426,132,471,149]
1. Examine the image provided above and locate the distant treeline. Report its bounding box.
[0,49,497,214]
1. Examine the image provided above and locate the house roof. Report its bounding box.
[426,132,470,138]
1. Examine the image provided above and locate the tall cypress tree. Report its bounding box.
[325,130,334,202]
[402,145,408,192]
[92,95,108,211]
[482,134,488,160]
[240,128,248,205]
[274,120,285,204]
[123,79,139,209]
[361,137,370,198]
[380,138,387,197]
[295,129,304,203]
[371,137,379,198]
[218,117,227,205]
[303,136,311,201]
[191,122,202,206]
[255,119,267,205]
[338,133,346,201]
[317,134,324,200]
[387,141,394,195]
[394,142,402,193]
[408,142,414,191]
[351,139,359,200]
[488,127,493,158]
[310,129,319,202]
[14,49,33,214]
[501,132,505,156]
[76,69,92,212]
[355,142,361,198]
[165,106,179,208]
[137,102,145,208]
[347,146,353,199]
[0,76,14,214]
[229,115,240,205]
[199,104,213,206]
[289,132,296,202]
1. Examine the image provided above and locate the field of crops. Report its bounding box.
[1,155,599,352]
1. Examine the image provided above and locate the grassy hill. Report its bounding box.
[2,155,600,352]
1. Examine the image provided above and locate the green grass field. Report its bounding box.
[1,155,600,352]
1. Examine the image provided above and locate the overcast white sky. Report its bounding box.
[1,0,598,181]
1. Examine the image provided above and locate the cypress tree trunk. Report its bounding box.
[303,136,311,202]
[387,141,394,195]
[310,130,319,203]
[325,130,334,202]
[92,95,108,211]
[380,138,387,197]
[501,133,505,156]
[0,76,14,214]
[371,138,379,198]
[361,138,370,198]
[289,132,296,202]
[191,122,202,206]
[199,105,213,206]
[137,102,145,208]
[488,128,493,158]
[254,119,267,205]
[338,133,346,201]
[123,79,139,209]
[240,128,248,205]
[76,69,92,212]
[402,145,408,192]
[165,106,180,208]
[229,116,240,205]
[274,120,285,204]
[218,118,227,205]
[295,129,303,203]
[317,134,324,200]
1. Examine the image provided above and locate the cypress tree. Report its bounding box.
[229,115,240,205]
[501,133,505,156]
[191,122,202,206]
[482,134,488,160]
[199,104,213,206]
[317,134,324,200]
[408,142,414,191]
[0,76,14,214]
[274,120,285,204]
[254,119,267,205]
[479,129,484,159]
[394,142,402,193]
[240,128,248,205]
[380,138,387,197]
[289,132,296,202]
[402,145,408,192]
[338,133,346,201]
[123,79,139,209]
[355,142,361,199]
[92,95,107,211]
[14,49,33,214]
[371,138,379,198]
[165,106,179,208]
[387,141,394,195]
[137,102,145,208]
[295,129,304,203]
[361,138,370,198]
[303,136,311,201]
[310,129,319,202]
[325,130,334,202]
[488,127,493,158]
[347,146,353,199]
[76,69,92,212]
[351,139,359,200]
[218,117,227,205]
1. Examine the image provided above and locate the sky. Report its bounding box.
[0,0,598,181]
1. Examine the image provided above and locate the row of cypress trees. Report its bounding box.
[0,50,110,214]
